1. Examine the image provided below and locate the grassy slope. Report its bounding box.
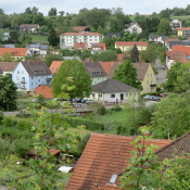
[28,34,48,43]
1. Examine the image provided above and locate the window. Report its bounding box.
[151,74,152,78]
[151,88,153,92]
[147,74,149,78]
[147,81,149,84]
[98,94,102,98]
[92,93,95,98]
[36,76,37,79]
[51,68,54,71]
[125,93,128,96]
[110,94,115,98]
[31,77,33,80]
[22,71,24,74]
[38,79,40,82]
[17,71,20,74]
[147,88,149,92]
[151,80,153,85]
[41,76,44,79]
[16,76,19,80]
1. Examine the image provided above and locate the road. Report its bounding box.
[155,58,167,84]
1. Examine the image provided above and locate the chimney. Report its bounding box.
[28,60,30,64]
[37,60,39,64]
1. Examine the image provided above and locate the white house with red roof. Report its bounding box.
[60,32,104,49]
[115,41,148,52]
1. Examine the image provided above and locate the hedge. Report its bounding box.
[67,117,104,131]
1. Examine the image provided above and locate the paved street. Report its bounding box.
[155,58,167,84]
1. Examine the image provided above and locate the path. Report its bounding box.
[155,58,167,84]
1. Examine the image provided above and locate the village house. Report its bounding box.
[26,44,48,58]
[91,43,106,54]
[177,27,190,37]
[49,61,63,75]
[0,48,31,61]
[20,24,40,33]
[170,19,182,32]
[0,62,19,75]
[90,79,139,103]
[124,21,142,34]
[12,60,52,91]
[73,26,90,33]
[74,42,87,50]
[108,62,157,94]
[149,35,166,45]
[60,32,104,49]
[115,41,148,53]
[35,85,53,99]
[65,133,171,190]
[83,61,107,85]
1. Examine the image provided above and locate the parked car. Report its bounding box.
[152,96,161,101]
[159,93,166,97]
[75,98,82,103]
[162,65,165,70]
[86,99,96,104]
[81,98,88,103]
[143,95,154,100]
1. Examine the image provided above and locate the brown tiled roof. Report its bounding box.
[74,42,87,50]
[166,50,188,63]
[92,79,139,93]
[91,43,106,50]
[177,27,190,31]
[99,62,120,75]
[83,61,107,78]
[65,133,172,190]
[0,62,19,72]
[21,60,52,76]
[73,26,89,32]
[107,62,121,79]
[20,24,39,29]
[115,41,148,46]
[0,48,29,56]
[155,131,190,161]
[49,61,63,74]
[172,45,190,55]
[132,63,150,80]
[61,32,103,36]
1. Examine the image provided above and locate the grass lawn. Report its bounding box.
[29,34,48,43]
[170,15,190,20]
[0,28,11,34]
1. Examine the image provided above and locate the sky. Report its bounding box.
[1,0,190,15]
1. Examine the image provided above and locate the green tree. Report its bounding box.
[109,17,119,33]
[48,26,59,47]
[11,15,24,29]
[112,59,142,90]
[25,7,32,14]
[31,6,38,14]
[159,9,170,19]
[52,59,92,99]
[102,36,114,47]
[1,52,13,62]
[164,62,190,92]
[158,19,172,34]
[151,93,190,139]
[130,44,139,63]
[92,50,118,62]
[59,11,65,16]
[48,7,57,16]
[9,31,19,43]
[39,25,49,34]
[0,74,17,111]
[44,54,63,67]
[140,44,158,66]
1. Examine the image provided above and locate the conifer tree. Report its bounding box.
[130,44,139,63]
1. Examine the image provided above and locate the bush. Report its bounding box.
[18,109,30,118]
[67,117,104,131]
[116,125,122,135]
[11,119,17,127]
[111,104,122,112]
[156,87,161,92]
[97,105,106,115]
[0,111,4,124]
[17,121,33,131]
[76,133,91,154]
[3,117,13,127]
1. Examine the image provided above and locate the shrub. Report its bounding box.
[3,117,12,127]
[97,105,106,115]
[76,133,91,154]
[116,125,122,135]
[0,111,4,124]
[111,104,122,112]
[67,117,104,131]
[121,126,127,134]
[16,121,33,131]
[156,87,161,92]
[18,109,30,118]
[11,120,17,127]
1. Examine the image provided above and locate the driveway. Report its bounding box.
[155,58,167,84]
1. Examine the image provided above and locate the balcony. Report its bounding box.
[20,80,26,84]
[150,84,156,87]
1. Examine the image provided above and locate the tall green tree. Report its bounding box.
[1,52,13,62]
[164,62,190,92]
[52,59,92,99]
[140,44,158,66]
[9,31,19,43]
[48,7,57,16]
[158,19,171,34]
[44,54,63,67]
[48,26,59,47]
[0,74,17,111]
[130,44,139,63]
[112,59,142,90]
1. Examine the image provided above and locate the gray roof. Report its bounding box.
[40,45,48,50]
[20,24,39,29]
[92,79,139,93]
[84,61,107,78]
[0,62,19,72]
[30,44,40,48]
[4,44,15,48]
[21,60,52,77]
[107,33,121,39]
[149,35,166,41]
[63,56,81,61]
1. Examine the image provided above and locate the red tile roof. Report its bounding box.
[73,26,89,32]
[65,133,172,190]
[91,43,106,51]
[115,41,148,46]
[177,27,190,31]
[0,48,28,56]
[49,61,63,74]
[172,45,190,55]
[74,42,87,50]
[99,61,121,75]
[61,32,103,36]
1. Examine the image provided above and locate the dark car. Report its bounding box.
[81,99,87,103]
[152,96,160,101]
[75,98,82,103]
[162,65,165,70]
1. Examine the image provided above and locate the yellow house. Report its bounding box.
[133,63,157,94]
[177,27,190,37]
[108,62,157,94]
[0,48,31,61]
[115,41,148,52]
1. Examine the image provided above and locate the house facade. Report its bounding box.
[20,24,40,33]
[115,41,148,52]
[91,43,106,54]
[60,32,104,49]
[90,79,139,103]
[149,35,166,45]
[12,60,52,91]
[36,85,53,99]
[26,44,48,58]
[74,42,87,50]
[170,19,182,32]
[177,27,190,36]
[0,48,31,61]
[124,22,142,34]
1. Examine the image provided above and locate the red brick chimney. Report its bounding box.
[37,60,39,64]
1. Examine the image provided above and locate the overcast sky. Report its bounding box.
[1,0,190,15]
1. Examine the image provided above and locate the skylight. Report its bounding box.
[109,174,117,184]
